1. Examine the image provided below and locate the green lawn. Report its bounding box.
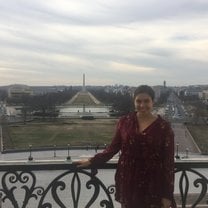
[187,124,208,154]
[5,120,208,153]
[6,119,117,149]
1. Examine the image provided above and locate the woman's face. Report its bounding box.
[134,93,154,115]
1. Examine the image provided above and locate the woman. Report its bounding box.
[76,85,176,208]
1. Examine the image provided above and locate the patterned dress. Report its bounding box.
[90,112,176,208]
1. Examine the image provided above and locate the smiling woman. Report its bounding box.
[75,85,176,208]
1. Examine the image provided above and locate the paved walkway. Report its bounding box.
[172,122,201,154]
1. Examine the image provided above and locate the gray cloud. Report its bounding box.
[2,0,208,25]
[0,0,208,86]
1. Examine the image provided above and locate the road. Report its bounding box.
[172,122,201,155]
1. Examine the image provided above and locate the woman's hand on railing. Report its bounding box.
[73,159,91,168]
[161,198,171,208]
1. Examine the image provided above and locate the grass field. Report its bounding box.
[187,124,208,154]
[6,119,118,149]
[4,119,208,152]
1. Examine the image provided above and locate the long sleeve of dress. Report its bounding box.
[161,123,175,200]
[89,119,122,165]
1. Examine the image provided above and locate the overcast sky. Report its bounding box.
[0,0,208,86]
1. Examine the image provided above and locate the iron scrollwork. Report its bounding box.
[175,168,208,208]
[0,168,115,208]
[0,164,208,207]
[38,169,114,208]
[0,171,44,208]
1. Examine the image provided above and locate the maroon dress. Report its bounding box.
[90,112,176,208]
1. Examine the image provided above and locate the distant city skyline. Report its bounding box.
[0,0,208,86]
[1,82,208,88]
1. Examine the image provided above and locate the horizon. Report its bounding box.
[0,82,207,88]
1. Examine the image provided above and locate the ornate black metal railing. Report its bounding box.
[0,160,207,208]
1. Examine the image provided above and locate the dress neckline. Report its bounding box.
[135,112,160,135]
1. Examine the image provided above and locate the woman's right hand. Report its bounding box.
[73,159,91,168]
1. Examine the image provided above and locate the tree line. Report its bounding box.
[1,87,171,119]
[2,87,133,118]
